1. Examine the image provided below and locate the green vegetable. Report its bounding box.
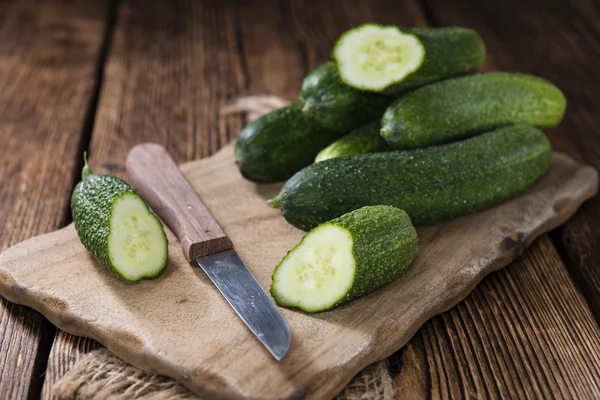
[382,72,566,149]
[235,103,343,182]
[315,121,388,162]
[271,205,417,312]
[299,62,392,132]
[333,24,485,95]
[71,157,168,282]
[269,124,551,231]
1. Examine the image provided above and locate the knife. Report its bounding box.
[125,143,291,361]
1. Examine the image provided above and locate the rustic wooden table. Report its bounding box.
[1,0,599,398]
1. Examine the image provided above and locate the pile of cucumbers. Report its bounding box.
[240,23,566,313]
[235,26,488,182]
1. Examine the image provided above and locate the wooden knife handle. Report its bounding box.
[125,143,233,262]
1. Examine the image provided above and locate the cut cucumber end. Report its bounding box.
[108,193,168,282]
[333,24,425,92]
[271,224,356,313]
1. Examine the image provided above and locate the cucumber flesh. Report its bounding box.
[272,224,356,312]
[108,193,168,281]
[333,24,425,92]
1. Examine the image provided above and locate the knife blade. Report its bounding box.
[125,143,291,361]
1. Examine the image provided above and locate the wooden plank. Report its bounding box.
[0,0,110,398]
[289,0,427,69]
[41,333,102,400]
[421,0,600,321]
[86,0,246,176]
[393,236,600,398]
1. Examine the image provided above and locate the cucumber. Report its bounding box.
[269,124,551,231]
[271,205,417,312]
[71,157,168,282]
[333,25,485,95]
[299,62,392,132]
[235,103,343,182]
[315,121,388,162]
[381,72,566,149]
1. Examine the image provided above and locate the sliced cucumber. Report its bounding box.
[271,205,418,312]
[108,193,168,280]
[333,24,425,92]
[272,224,356,311]
[71,157,168,282]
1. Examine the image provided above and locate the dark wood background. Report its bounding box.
[0,0,599,398]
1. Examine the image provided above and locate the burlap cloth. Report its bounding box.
[52,96,396,400]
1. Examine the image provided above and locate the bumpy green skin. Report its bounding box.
[315,121,389,162]
[235,103,343,182]
[71,171,168,282]
[269,125,551,231]
[332,206,418,304]
[379,27,486,95]
[298,62,392,132]
[271,206,418,312]
[381,72,566,149]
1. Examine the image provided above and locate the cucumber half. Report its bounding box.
[272,224,355,312]
[108,193,168,281]
[333,23,425,92]
[71,157,168,282]
[271,205,418,313]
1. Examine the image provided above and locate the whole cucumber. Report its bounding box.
[269,124,551,231]
[299,62,392,132]
[381,72,566,149]
[235,103,342,182]
[271,205,417,312]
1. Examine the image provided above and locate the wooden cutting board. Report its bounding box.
[0,143,597,399]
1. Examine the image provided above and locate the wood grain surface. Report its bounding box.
[0,0,110,397]
[0,144,597,399]
[0,0,594,398]
[392,237,600,399]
